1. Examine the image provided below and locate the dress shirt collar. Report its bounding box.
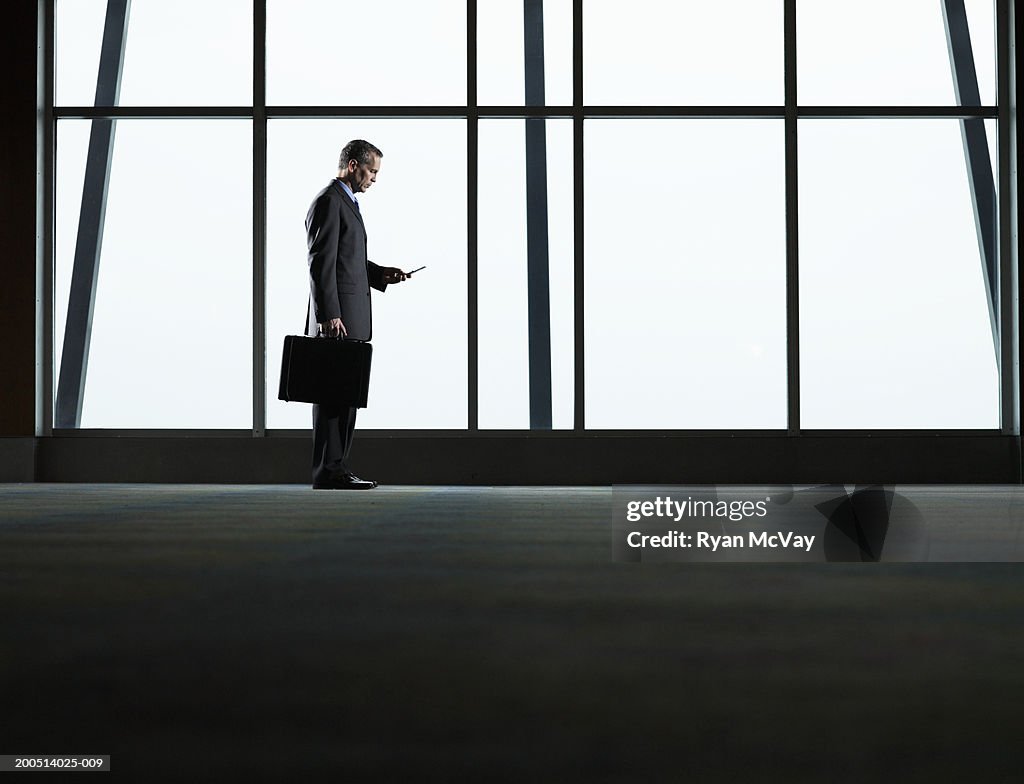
[335,178,358,204]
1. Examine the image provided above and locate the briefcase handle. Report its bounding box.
[314,324,368,344]
[306,302,368,342]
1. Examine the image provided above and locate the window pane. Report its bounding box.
[799,119,999,428]
[584,120,787,429]
[797,0,996,105]
[478,0,573,105]
[478,119,574,429]
[584,1,784,106]
[54,120,253,428]
[266,120,467,429]
[267,1,465,106]
[55,0,253,106]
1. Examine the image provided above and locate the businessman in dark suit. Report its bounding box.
[306,139,408,489]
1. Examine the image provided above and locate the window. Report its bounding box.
[265,120,468,429]
[797,0,995,105]
[266,0,466,106]
[584,120,787,429]
[48,1,1013,435]
[478,119,574,429]
[584,0,784,105]
[799,119,999,428]
[56,0,252,106]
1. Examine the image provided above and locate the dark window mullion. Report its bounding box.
[995,0,1017,439]
[572,0,584,432]
[525,0,552,429]
[40,0,56,436]
[468,0,479,431]
[253,0,267,436]
[785,0,800,435]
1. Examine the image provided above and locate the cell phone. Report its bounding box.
[408,266,426,274]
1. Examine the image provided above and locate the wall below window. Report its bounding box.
[0,440,35,482]
[0,434,1014,484]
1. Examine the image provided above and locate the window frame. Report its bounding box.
[41,0,1018,444]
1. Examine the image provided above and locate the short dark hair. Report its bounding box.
[339,139,383,169]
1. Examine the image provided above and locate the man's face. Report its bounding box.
[348,153,381,193]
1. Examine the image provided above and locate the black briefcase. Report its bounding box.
[278,336,373,407]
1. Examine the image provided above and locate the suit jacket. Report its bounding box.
[305,179,388,341]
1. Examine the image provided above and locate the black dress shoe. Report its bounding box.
[313,472,377,490]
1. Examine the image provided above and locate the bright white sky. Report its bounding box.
[53,0,1000,429]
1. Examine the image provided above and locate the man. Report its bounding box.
[306,139,408,489]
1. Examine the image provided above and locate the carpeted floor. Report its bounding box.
[1,484,1022,782]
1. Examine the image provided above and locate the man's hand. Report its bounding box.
[319,318,347,338]
[381,267,409,284]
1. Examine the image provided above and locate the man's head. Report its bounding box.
[338,139,383,194]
